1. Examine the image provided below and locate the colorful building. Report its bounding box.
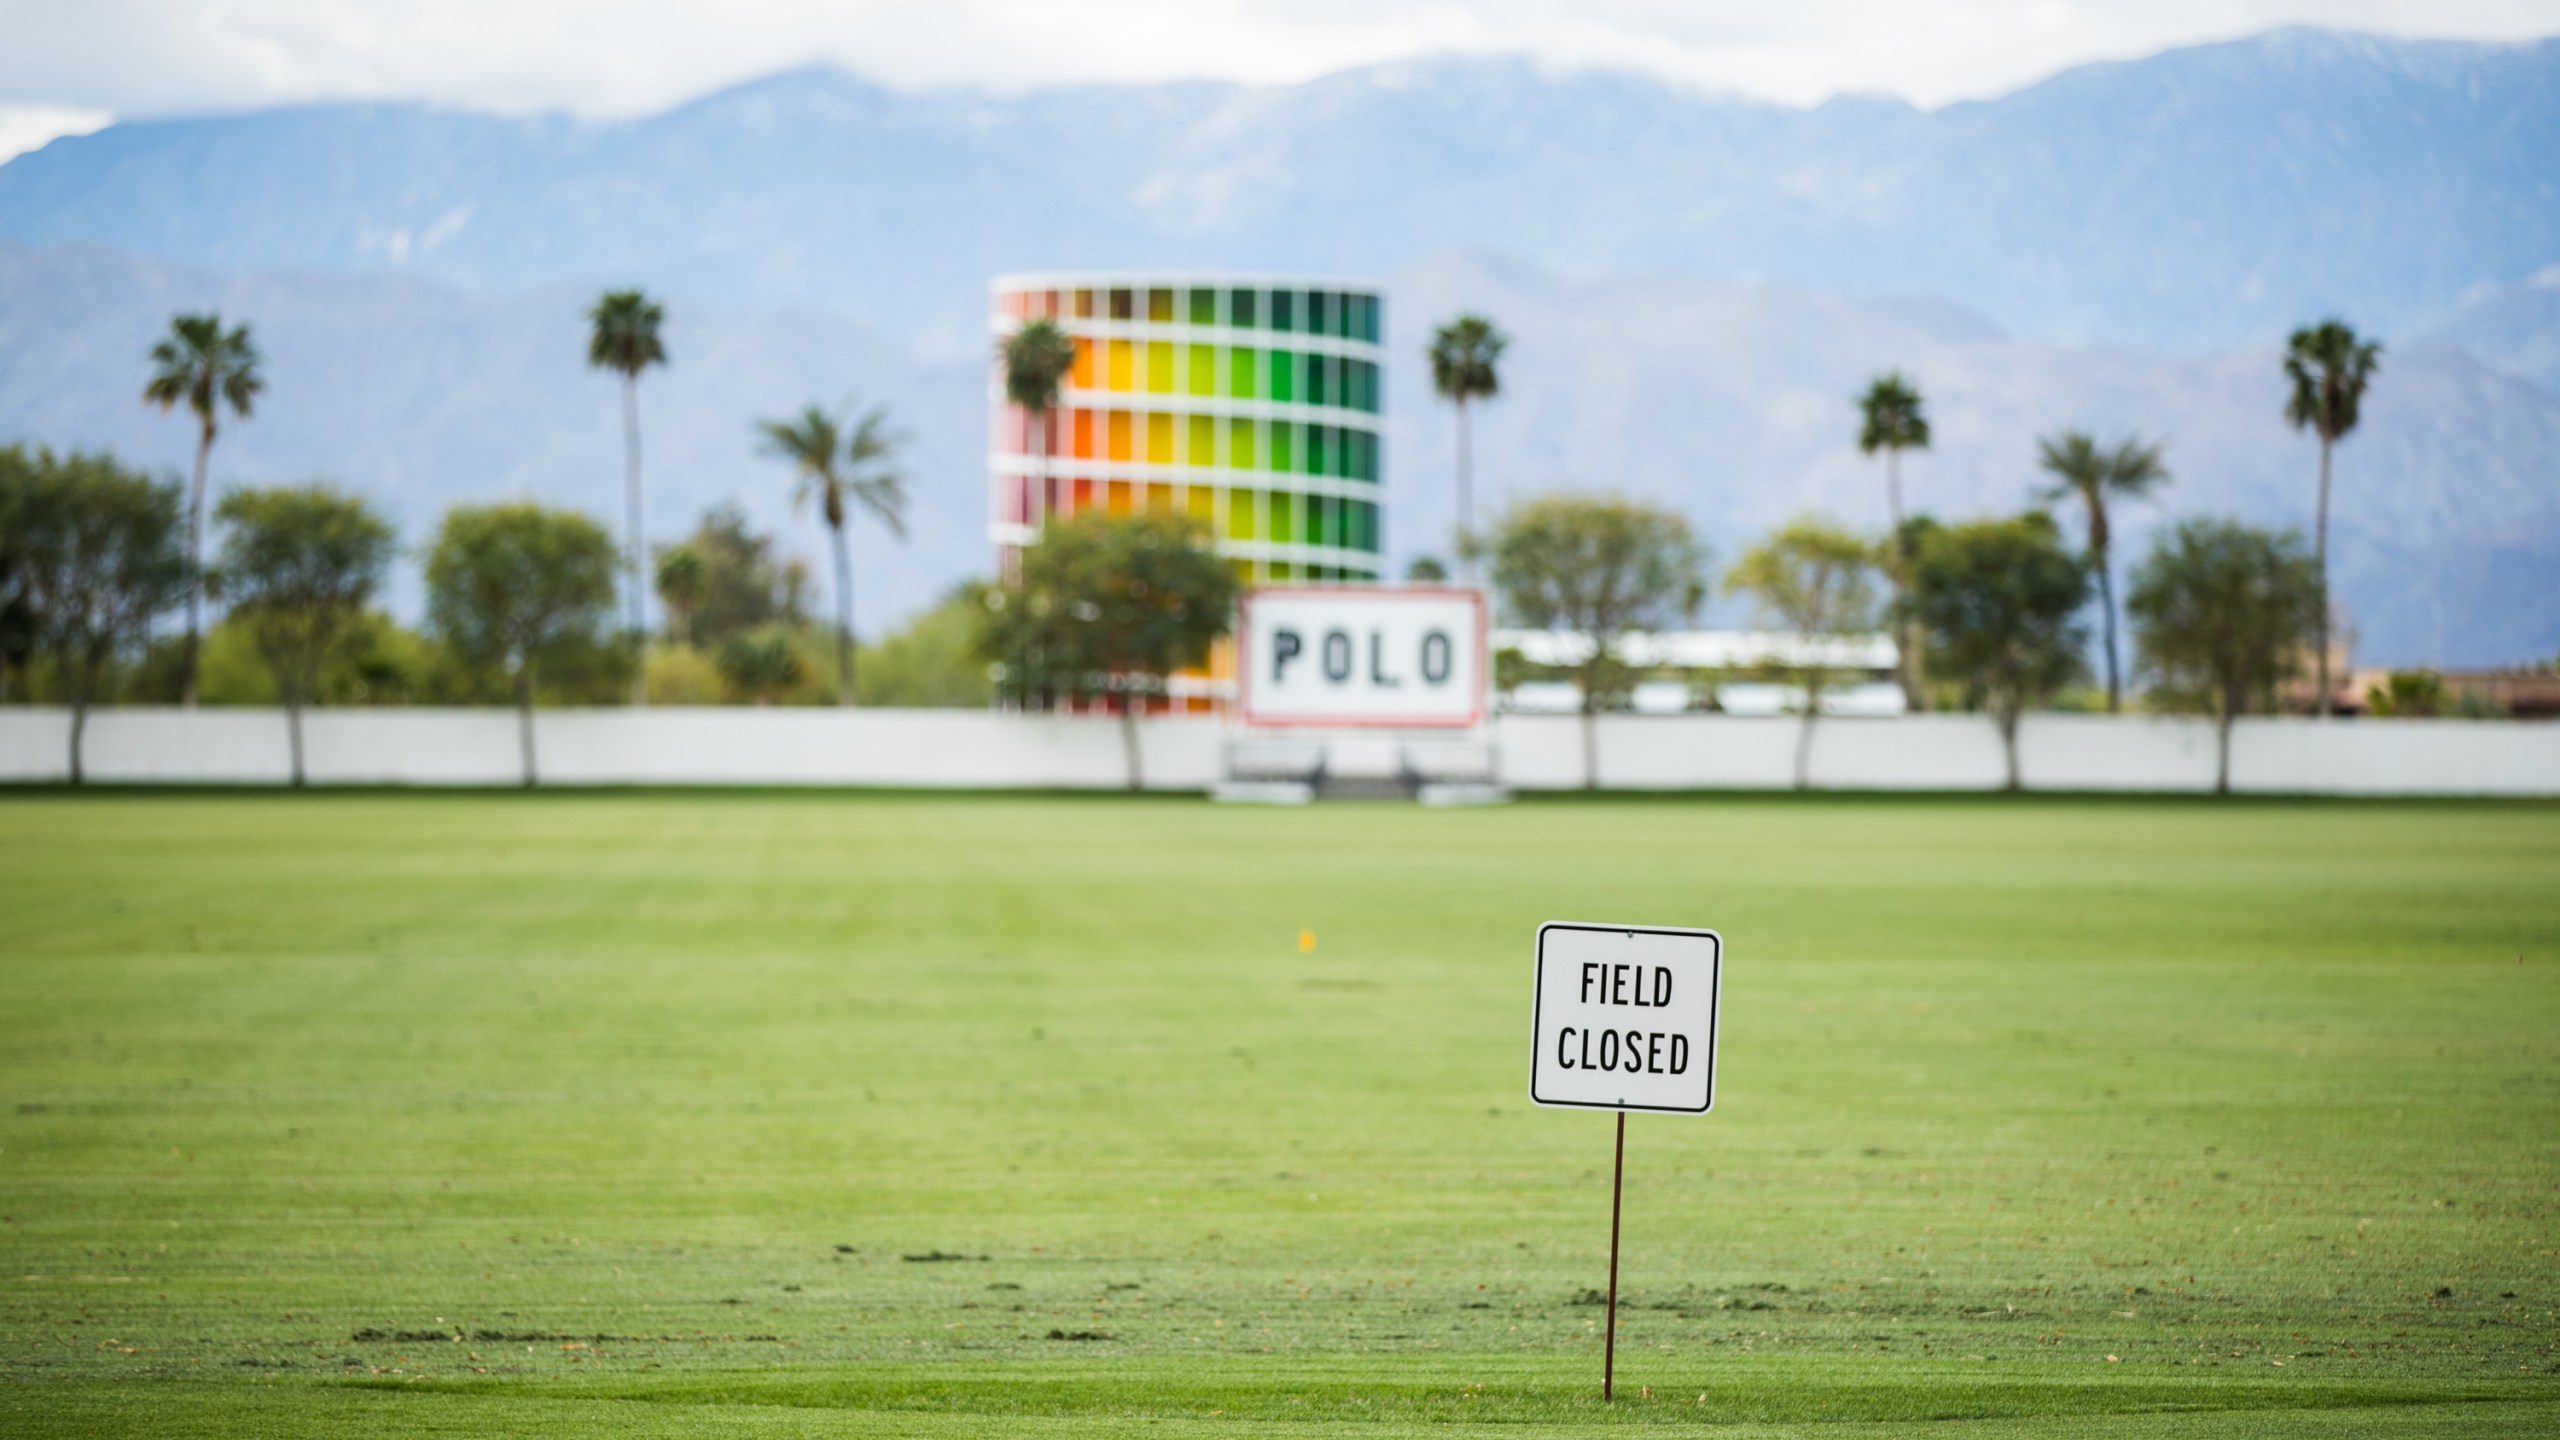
[989,274,1386,584]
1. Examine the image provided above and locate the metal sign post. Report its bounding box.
[1528,922,1723,1402]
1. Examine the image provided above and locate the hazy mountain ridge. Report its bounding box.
[5,237,2551,666]
[3,28,2555,357]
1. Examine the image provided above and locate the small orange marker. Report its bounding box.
[1298,929,1317,953]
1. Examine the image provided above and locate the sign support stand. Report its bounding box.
[1604,1110,1625,1401]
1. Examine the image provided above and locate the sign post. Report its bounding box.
[1528,922,1722,1401]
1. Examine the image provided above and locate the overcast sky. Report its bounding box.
[3,0,2556,160]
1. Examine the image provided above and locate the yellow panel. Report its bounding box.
[1228,417,1256,470]
[1187,414,1215,467]
[1188,345,1214,396]
[1187,485,1214,521]
[1107,339,1133,391]
[1146,341,1173,394]
[1107,410,1133,462]
[1147,412,1174,464]
[1107,480,1133,515]
[1145,483,1173,513]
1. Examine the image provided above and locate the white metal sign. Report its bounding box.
[1238,586,1486,728]
[1529,922,1721,1114]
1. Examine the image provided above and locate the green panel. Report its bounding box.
[1268,421,1294,474]
[1188,288,1215,325]
[1315,496,1340,547]
[1228,346,1257,399]
[1226,487,1257,539]
[1307,354,1330,408]
[1227,288,1257,328]
[1188,345,1214,396]
[1307,424,1330,477]
[1270,289,1296,333]
[1187,414,1214,467]
[1268,560,1295,580]
[1146,342,1173,393]
[1228,417,1256,469]
[1269,350,1295,403]
[1269,491,1297,543]
[1307,291,1331,337]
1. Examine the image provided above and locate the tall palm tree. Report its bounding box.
[587,289,667,705]
[1001,318,1076,541]
[1857,371,1930,708]
[143,312,263,708]
[756,403,905,705]
[2037,431,2170,713]
[1428,314,1507,577]
[2283,319,2381,718]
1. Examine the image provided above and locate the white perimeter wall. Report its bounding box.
[0,708,2554,796]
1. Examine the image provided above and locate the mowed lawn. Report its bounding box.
[1,790,2555,1437]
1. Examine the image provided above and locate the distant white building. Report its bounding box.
[1491,629,1903,716]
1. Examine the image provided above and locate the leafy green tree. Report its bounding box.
[976,511,1238,790]
[1905,512,2091,790]
[210,484,396,786]
[2283,318,2381,718]
[2036,431,2169,714]
[1724,518,1881,790]
[717,624,808,706]
[1428,314,1507,572]
[0,447,38,703]
[1483,493,1708,789]
[2365,670,2446,719]
[858,583,996,708]
[425,502,620,787]
[2127,518,2322,794]
[1856,371,1930,707]
[654,543,704,647]
[1,448,191,782]
[756,403,906,705]
[587,289,667,705]
[1002,317,1077,527]
[143,311,263,708]
[663,506,806,649]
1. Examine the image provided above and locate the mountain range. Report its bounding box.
[0,26,2553,666]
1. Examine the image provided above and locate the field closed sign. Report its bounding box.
[1529,922,1721,1114]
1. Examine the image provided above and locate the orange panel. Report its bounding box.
[1072,408,1095,460]
[1107,410,1133,462]
[1071,336,1096,389]
[1145,482,1173,513]
[1107,481,1133,515]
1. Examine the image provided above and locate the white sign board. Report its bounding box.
[1529,922,1721,1114]
[1238,586,1486,728]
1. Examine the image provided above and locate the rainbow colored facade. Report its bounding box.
[989,275,1386,589]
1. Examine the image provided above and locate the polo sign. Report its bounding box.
[1530,922,1721,1113]
[1238,586,1486,727]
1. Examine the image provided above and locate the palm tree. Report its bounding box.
[756,403,905,705]
[587,289,667,705]
[2037,431,2170,714]
[1000,318,1076,539]
[143,312,263,708]
[1428,315,1507,577]
[1857,371,1930,708]
[2283,319,2381,718]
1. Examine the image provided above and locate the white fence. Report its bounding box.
[1,707,2555,795]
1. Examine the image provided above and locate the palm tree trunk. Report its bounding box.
[2313,435,2333,719]
[1119,691,1144,792]
[2000,705,2022,791]
[830,516,855,707]
[67,696,87,786]
[622,375,647,708]
[2098,547,2121,714]
[286,697,305,788]
[1455,398,1473,580]
[1885,447,1924,712]
[515,669,537,789]
[181,422,212,709]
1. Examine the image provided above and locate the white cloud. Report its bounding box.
[0,0,2552,119]
[0,104,113,163]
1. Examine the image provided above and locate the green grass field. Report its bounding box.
[2,791,2556,1437]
